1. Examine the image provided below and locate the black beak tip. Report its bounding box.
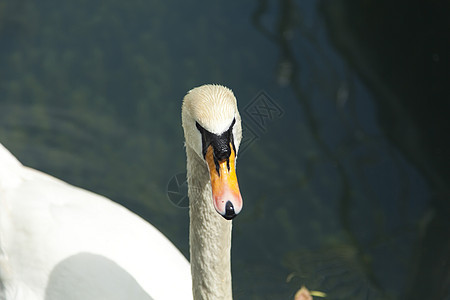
[223,200,236,220]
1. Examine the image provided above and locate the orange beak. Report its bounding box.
[205,144,243,219]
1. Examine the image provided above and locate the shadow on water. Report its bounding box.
[321,1,450,299]
[252,0,449,299]
[252,0,386,298]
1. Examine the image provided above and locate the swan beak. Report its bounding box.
[205,144,243,220]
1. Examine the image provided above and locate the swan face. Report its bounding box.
[182,84,243,219]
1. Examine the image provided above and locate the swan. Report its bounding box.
[0,84,243,300]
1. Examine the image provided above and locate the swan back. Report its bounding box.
[0,144,23,190]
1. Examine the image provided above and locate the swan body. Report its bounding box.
[0,84,243,300]
[0,143,192,300]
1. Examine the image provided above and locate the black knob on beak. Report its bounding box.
[223,201,236,220]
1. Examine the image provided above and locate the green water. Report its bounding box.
[1,0,448,299]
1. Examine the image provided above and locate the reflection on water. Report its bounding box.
[285,244,382,299]
[0,0,448,299]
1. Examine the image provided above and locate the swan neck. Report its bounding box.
[186,146,233,300]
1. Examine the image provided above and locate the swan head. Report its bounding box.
[182,84,243,220]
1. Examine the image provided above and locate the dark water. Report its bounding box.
[1,0,449,299]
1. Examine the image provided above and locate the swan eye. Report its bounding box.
[195,121,205,134]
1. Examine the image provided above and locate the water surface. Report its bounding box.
[1,1,448,299]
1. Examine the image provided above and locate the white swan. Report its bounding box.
[0,84,243,300]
